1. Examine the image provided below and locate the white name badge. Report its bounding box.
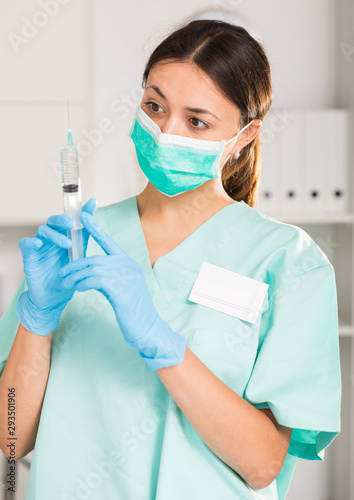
[188,262,269,324]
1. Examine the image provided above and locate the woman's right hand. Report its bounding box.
[16,198,97,336]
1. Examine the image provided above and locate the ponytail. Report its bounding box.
[222,135,261,207]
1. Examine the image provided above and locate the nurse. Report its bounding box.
[0,19,341,500]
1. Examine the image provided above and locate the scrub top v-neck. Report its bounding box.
[134,195,238,273]
[97,195,249,320]
[0,194,341,500]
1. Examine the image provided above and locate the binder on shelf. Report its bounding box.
[303,110,328,214]
[257,114,281,215]
[278,110,305,214]
[246,107,351,219]
[323,110,350,214]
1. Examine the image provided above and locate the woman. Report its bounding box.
[0,20,341,500]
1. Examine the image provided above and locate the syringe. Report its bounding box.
[60,101,84,261]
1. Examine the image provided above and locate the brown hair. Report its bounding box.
[142,19,273,207]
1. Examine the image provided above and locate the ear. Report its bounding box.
[231,119,263,156]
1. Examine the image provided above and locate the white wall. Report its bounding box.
[0,0,343,309]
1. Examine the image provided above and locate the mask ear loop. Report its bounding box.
[225,119,255,146]
[219,119,255,171]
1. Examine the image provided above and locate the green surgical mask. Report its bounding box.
[128,105,253,197]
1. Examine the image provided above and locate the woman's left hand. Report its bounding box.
[59,211,187,370]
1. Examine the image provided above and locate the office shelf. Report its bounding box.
[339,325,354,337]
[273,213,354,225]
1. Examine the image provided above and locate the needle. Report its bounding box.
[66,98,74,146]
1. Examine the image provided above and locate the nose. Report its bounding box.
[159,115,183,136]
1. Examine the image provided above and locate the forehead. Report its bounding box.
[145,61,240,119]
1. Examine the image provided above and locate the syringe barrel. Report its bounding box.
[61,145,84,261]
[63,190,83,228]
[68,225,84,262]
[61,146,80,190]
[63,190,84,262]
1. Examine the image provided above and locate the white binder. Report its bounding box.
[278,109,305,214]
[252,108,350,217]
[324,110,350,213]
[257,111,281,216]
[304,109,350,215]
[304,110,328,214]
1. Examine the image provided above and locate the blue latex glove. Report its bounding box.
[16,198,97,336]
[59,211,187,371]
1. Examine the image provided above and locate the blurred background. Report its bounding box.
[0,0,353,498]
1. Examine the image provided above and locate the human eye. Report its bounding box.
[144,101,164,114]
[189,117,210,131]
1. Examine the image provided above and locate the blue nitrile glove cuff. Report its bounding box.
[129,315,187,371]
[16,291,65,336]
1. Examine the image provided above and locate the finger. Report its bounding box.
[61,266,105,289]
[81,199,98,253]
[36,225,73,249]
[47,214,75,231]
[71,276,105,293]
[59,255,115,277]
[18,237,43,257]
[81,211,127,257]
[82,198,97,216]
[46,198,97,233]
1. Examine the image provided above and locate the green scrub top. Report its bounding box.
[0,196,341,500]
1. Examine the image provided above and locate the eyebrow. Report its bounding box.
[146,85,220,121]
